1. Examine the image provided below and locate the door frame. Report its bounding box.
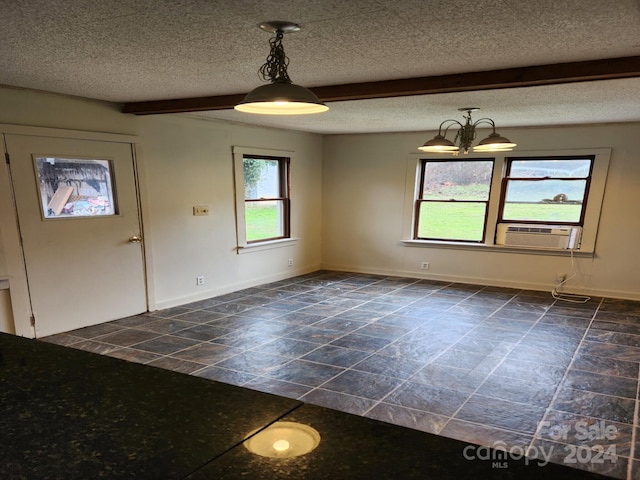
[0,124,155,337]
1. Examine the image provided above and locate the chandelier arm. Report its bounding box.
[471,118,497,132]
[438,119,463,137]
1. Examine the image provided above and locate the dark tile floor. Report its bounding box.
[42,271,640,479]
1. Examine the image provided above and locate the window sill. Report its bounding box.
[237,238,298,254]
[400,240,594,257]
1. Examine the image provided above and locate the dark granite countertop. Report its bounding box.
[0,333,605,479]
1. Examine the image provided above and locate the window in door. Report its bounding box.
[34,156,117,219]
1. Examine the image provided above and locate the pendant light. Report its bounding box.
[235,21,328,115]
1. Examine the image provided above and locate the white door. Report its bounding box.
[5,134,147,337]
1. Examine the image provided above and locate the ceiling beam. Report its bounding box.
[122,56,640,115]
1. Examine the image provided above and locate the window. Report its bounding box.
[499,156,593,225]
[406,149,610,253]
[414,159,494,242]
[34,156,117,219]
[233,147,292,248]
[243,155,290,242]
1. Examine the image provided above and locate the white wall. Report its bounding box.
[322,124,640,300]
[0,86,323,335]
[139,114,323,309]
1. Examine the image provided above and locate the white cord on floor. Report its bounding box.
[551,248,591,304]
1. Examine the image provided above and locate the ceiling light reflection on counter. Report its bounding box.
[244,421,321,458]
[235,21,328,115]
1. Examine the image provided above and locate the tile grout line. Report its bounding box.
[525,296,607,460]
[50,282,528,398]
[358,286,517,421]
[281,280,435,403]
[138,277,398,384]
[626,363,640,480]
[178,277,430,395]
[433,296,549,436]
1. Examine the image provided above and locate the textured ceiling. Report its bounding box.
[1,0,639,134]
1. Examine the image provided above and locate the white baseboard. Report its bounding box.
[320,263,640,301]
[152,264,322,311]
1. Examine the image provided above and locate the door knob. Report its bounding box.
[128,235,142,243]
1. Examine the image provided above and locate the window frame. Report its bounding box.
[413,158,495,243]
[402,148,610,254]
[242,154,290,243]
[497,155,595,227]
[232,146,295,251]
[33,155,118,220]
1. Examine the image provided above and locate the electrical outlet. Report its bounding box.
[288,259,294,267]
[196,275,205,286]
[421,262,430,270]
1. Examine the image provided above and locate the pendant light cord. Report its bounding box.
[258,31,291,84]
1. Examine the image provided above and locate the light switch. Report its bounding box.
[193,206,210,216]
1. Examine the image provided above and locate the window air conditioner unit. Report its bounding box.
[496,224,582,249]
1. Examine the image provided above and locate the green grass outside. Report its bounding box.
[418,203,486,241]
[245,203,282,241]
[502,203,581,223]
[418,202,582,240]
[246,196,582,242]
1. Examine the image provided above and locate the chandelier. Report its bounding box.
[419,108,516,155]
[235,21,328,115]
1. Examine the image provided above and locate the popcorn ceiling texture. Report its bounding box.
[1,0,639,133]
